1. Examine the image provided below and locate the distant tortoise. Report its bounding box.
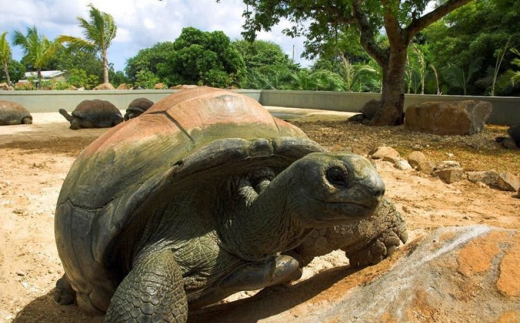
[123,97,154,120]
[0,100,32,125]
[59,99,123,130]
[54,87,407,322]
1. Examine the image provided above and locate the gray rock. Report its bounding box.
[404,100,493,135]
[434,167,464,184]
[393,159,413,170]
[467,171,520,192]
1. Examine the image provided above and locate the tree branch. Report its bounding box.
[406,0,474,37]
[352,0,388,67]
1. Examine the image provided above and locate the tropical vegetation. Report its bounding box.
[1,0,519,120]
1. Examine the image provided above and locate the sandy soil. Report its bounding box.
[0,111,519,323]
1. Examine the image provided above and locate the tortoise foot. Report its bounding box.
[53,275,76,305]
[344,225,406,267]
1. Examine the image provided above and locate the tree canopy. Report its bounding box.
[0,31,12,85]
[12,26,61,87]
[164,27,246,88]
[57,4,117,84]
[225,0,474,125]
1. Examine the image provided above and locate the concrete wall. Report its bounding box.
[1,89,519,125]
[259,90,520,125]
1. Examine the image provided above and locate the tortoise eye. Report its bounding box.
[326,167,348,188]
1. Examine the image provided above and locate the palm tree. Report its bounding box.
[57,3,117,84]
[0,31,12,86]
[12,26,60,88]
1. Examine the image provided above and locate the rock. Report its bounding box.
[407,151,427,168]
[435,160,461,170]
[154,83,166,89]
[497,172,520,192]
[190,226,520,323]
[0,82,13,90]
[116,83,130,90]
[94,82,115,90]
[467,171,520,192]
[434,167,464,184]
[393,159,413,170]
[404,100,493,135]
[467,171,500,186]
[417,161,434,175]
[507,123,520,146]
[433,161,463,183]
[369,146,400,160]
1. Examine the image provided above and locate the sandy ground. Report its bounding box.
[0,109,519,323]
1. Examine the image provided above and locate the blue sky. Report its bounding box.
[0,0,313,72]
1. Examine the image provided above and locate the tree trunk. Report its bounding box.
[103,49,109,84]
[370,47,407,126]
[2,62,10,86]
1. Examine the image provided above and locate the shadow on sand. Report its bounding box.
[12,265,361,323]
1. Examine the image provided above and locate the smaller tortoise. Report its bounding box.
[0,100,32,125]
[59,99,123,130]
[123,97,154,120]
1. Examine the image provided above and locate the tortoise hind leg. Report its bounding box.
[53,274,76,305]
[104,249,188,323]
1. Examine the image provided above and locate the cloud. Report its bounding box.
[0,0,313,72]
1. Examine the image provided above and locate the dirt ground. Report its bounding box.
[0,110,519,323]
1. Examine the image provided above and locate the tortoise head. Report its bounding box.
[281,152,385,227]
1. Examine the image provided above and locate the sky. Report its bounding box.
[0,0,313,72]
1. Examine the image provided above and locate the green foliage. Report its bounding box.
[423,0,520,95]
[233,39,298,89]
[4,59,25,83]
[126,42,175,84]
[232,0,473,125]
[12,26,61,87]
[165,27,246,88]
[57,4,117,84]
[135,70,160,89]
[44,46,103,83]
[66,68,99,89]
[0,31,12,84]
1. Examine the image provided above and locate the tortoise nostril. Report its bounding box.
[374,188,385,198]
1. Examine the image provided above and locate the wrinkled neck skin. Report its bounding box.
[218,166,312,262]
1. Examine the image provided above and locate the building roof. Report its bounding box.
[24,70,65,79]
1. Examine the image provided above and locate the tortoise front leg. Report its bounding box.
[105,249,188,323]
[286,198,408,268]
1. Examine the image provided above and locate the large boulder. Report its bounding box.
[190,226,520,323]
[404,100,493,135]
[94,82,115,90]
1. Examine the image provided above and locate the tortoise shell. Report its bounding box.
[55,87,324,311]
[0,101,32,125]
[71,99,123,127]
[124,97,154,120]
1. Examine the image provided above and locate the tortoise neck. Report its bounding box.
[218,170,308,262]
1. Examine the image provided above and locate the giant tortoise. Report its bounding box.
[59,99,123,130]
[123,97,154,120]
[54,87,407,322]
[0,100,32,125]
